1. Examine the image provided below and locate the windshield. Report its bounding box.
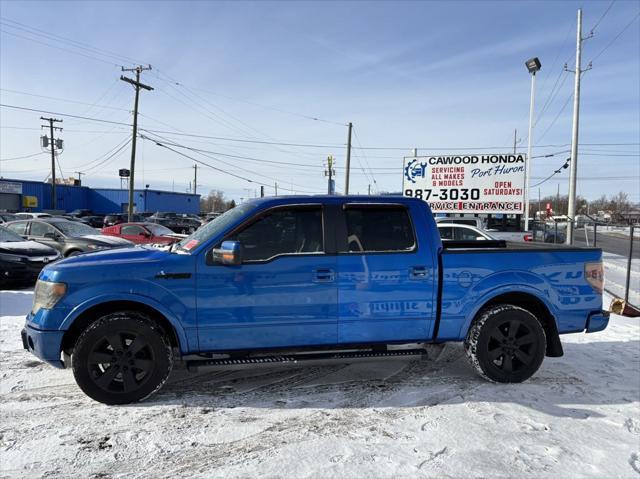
[173,203,254,252]
[55,221,99,237]
[147,224,174,236]
[0,226,24,242]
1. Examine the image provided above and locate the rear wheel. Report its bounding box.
[72,312,173,404]
[465,304,546,383]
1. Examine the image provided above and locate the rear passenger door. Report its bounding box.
[336,203,436,344]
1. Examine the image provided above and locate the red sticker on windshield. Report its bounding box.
[183,240,199,250]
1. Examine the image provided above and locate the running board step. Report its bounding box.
[186,348,428,372]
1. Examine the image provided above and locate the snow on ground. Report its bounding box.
[604,252,640,307]
[1,289,639,478]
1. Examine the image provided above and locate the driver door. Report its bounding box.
[196,204,338,351]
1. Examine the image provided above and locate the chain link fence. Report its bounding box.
[531,220,639,307]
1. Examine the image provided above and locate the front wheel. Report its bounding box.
[72,312,173,404]
[465,304,546,383]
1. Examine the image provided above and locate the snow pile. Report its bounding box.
[0,289,639,478]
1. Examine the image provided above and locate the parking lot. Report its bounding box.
[1,288,639,478]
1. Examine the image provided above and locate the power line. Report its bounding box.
[141,134,318,193]
[589,11,640,62]
[0,151,47,161]
[589,0,616,34]
[154,69,347,127]
[0,28,122,67]
[141,131,318,192]
[535,92,573,145]
[2,103,638,151]
[0,16,143,65]
[0,88,130,111]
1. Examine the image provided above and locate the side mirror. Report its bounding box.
[44,232,60,241]
[139,231,151,237]
[211,240,242,265]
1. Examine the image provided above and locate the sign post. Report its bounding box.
[402,153,527,214]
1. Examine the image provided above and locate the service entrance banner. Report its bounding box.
[402,153,526,214]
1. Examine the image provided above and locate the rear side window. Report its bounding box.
[229,206,324,262]
[344,206,415,252]
[6,221,28,235]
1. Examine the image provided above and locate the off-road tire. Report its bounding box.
[464,304,546,383]
[72,312,173,404]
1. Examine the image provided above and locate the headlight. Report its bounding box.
[87,244,108,250]
[0,253,26,263]
[32,280,67,315]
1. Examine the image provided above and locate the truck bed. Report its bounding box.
[442,240,599,252]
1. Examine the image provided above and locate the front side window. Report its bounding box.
[457,227,484,241]
[30,222,56,238]
[229,206,323,262]
[438,226,454,240]
[121,225,146,236]
[344,206,415,252]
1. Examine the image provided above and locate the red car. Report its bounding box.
[101,222,186,245]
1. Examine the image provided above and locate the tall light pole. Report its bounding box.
[524,57,541,232]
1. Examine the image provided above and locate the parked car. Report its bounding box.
[102,222,186,245]
[21,196,608,404]
[0,213,19,224]
[68,209,93,218]
[435,216,532,242]
[76,216,105,229]
[15,212,52,219]
[5,218,132,257]
[437,223,495,241]
[103,213,144,228]
[147,212,201,234]
[0,226,60,287]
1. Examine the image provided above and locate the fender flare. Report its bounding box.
[458,283,558,339]
[60,293,190,352]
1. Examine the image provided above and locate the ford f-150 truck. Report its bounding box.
[22,196,609,404]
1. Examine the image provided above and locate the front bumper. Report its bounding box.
[586,310,610,333]
[21,325,65,368]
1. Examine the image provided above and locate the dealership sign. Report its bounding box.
[0,181,22,195]
[402,154,526,214]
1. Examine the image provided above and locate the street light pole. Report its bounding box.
[524,57,541,232]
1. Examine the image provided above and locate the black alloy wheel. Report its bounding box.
[72,313,173,404]
[465,304,546,383]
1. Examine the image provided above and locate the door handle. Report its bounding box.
[313,268,335,282]
[409,266,428,279]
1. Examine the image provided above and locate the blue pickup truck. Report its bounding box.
[22,196,609,404]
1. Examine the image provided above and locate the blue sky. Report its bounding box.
[1,0,638,202]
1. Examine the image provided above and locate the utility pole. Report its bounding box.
[74,171,84,186]
[40,117,63,209]
[344,122,353,194]
[192,164,198,195]
[120,65,153,222]
[368,184,371,195]
[260,186,264,198]
[513,129,518,154]
[325,155,335,195]
[275,182,278,196]
[565,8,591,244]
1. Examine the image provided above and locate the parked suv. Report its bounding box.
[5,218,132,257]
